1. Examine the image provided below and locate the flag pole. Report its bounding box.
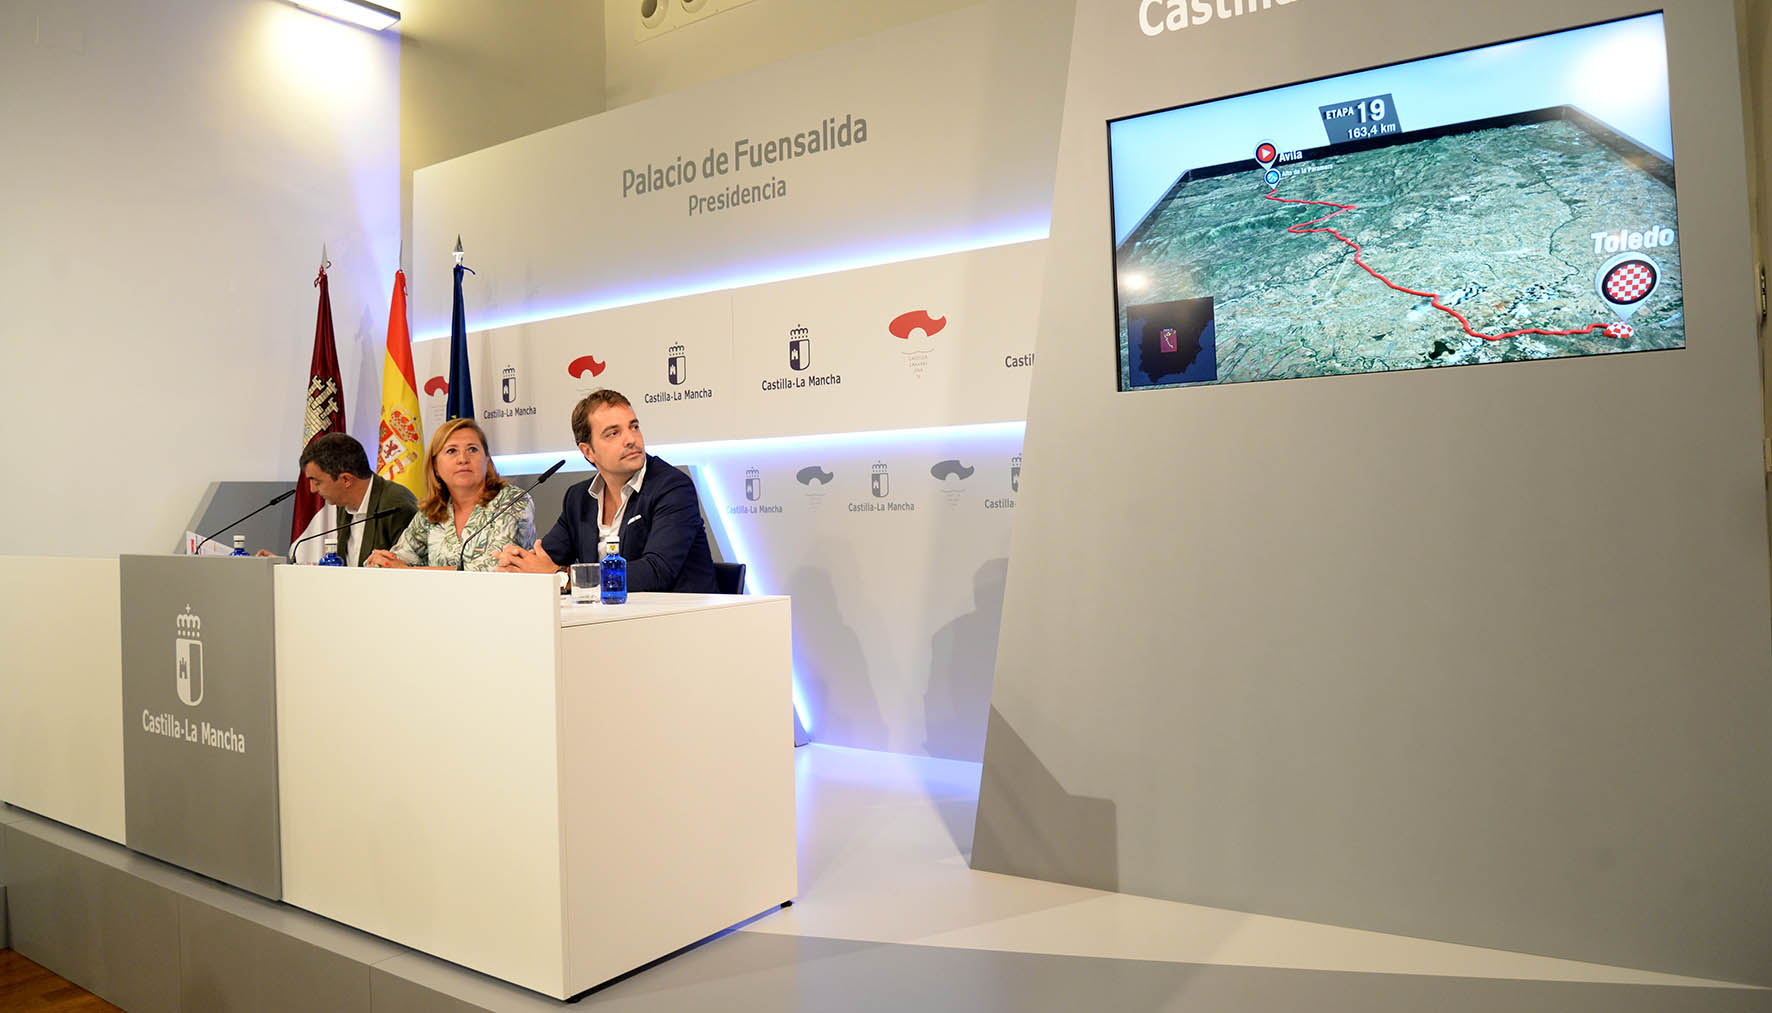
[445,235,476,421]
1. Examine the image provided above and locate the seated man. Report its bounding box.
[297,432,419,566]
[497,389,717,593]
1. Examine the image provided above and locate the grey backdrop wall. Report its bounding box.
[975,0,1772,987]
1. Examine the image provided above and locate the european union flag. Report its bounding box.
[446,261,477,420]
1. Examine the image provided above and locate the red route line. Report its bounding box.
[1263,191,1608,342]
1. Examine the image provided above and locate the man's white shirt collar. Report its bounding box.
[589,458,647,502]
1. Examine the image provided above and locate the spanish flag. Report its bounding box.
[375,268,426,497]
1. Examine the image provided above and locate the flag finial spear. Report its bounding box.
[452,235,464,266]
[319,243,328,273]
[398,237,404,273]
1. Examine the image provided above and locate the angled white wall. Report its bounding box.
[976,0,1772,986]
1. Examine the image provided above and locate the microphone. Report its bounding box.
[456,460,567,571]
[287,507,403,564]
[193,489,295,555]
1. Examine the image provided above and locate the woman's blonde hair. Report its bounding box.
[419,417,507,523]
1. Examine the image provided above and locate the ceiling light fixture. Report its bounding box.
[287,0,400,32]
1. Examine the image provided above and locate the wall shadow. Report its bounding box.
[349,302,382,452]
[971,706,1119,893]
[787,564,886,750]
[923,557,1008,764]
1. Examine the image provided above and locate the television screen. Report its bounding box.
[1109,13,1682,391]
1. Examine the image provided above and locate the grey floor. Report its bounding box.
[4,745,1770,1012]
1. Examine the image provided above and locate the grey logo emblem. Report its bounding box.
[175,605,205,707]
[668,343,686,385]
[1010,454,1021,492]
[932,459,973,508]
[744,467,762,502]
[870,462,889,498]
[798,465,832,511]
[789,325,811,371]
[930,459,974,481]
[501,364,517,404]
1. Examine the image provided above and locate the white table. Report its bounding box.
[273,568,797,999]
[0,557,797,1001]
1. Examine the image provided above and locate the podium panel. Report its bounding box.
[119,555,282,900]
[0,557,125,844]
[274,566,796,999]
[274,566,569,996]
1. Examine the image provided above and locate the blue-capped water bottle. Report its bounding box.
[230,534,250,557]
[599,537,627,605]
[318,535,345,567]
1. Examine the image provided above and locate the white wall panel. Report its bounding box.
[410,0,1071,341]
[0,0,400,558]
[406,1,1072,760]
[413,240,1044,451]
[683,427,1026,755]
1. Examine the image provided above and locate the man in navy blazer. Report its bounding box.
[495,389,717,593]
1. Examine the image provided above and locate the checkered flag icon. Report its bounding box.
[1604,262,1656,304]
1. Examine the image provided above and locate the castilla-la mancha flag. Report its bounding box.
[292,260,345,544]
[375,268,425,498]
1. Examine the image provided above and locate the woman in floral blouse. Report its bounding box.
[367,418,535,572]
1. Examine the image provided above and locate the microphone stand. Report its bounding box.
[287,507,402,564]
[455,460,566,571]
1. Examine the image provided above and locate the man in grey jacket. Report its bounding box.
[298,433,419,566]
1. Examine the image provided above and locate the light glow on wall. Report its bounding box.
[495,419,1033,740]
[696,462,813,734]
[261,2,395,89]
[412,227,1050,343]
[493,421,1029,476]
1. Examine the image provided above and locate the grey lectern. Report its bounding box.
[119,555,282,899]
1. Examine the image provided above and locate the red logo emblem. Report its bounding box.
[423,376,449,396]
[889,310,947,340]
[568,355,607,379]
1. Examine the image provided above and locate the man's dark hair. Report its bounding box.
[299,432,373,480]
[570,389,634,447]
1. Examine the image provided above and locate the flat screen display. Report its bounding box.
[1109,13,1682,391]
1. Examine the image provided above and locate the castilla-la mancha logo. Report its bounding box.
[175,605,205,707]
[668,343,687,385]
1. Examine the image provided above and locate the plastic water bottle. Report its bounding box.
[230,534,249,557]
[599,537,627,605]
[319,535,345,567]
